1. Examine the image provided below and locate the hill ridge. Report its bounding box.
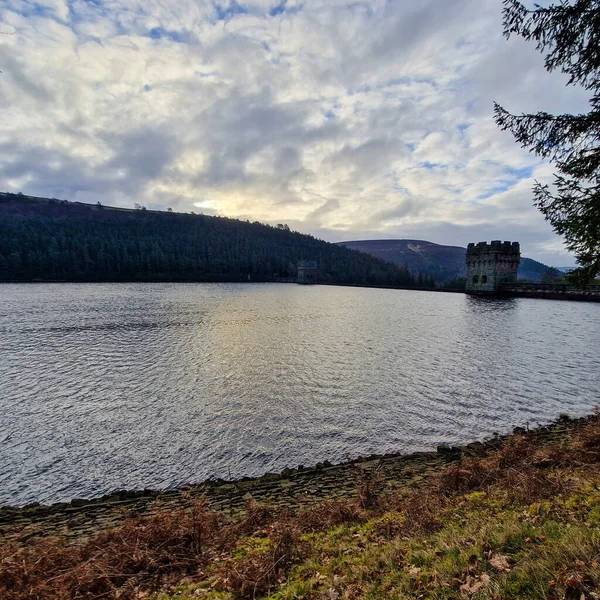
[338,238,555,284]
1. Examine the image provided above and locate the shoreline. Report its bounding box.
[3,280,599,302]
[0,415,589,544]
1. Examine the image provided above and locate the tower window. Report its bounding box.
[472,275,479,284]
[481,275,488,283]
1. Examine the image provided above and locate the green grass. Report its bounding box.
[160,479,600,600]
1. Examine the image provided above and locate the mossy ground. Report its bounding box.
[160,476,600,600]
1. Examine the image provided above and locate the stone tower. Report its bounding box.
[297,260,318,284]
[465,241,520,293]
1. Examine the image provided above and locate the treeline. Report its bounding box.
[0,194,431,287]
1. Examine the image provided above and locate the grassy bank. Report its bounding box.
[2,415,599,599]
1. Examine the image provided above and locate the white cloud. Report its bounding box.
[0,0,589,265]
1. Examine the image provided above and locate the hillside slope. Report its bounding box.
[0,194,416,287]
[339,239,554,283]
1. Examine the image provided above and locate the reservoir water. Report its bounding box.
[0,282,598,506]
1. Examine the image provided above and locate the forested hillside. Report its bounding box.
[0,194,420,287]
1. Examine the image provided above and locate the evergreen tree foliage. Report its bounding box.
[494,0,600,285]
[0,194,418,287]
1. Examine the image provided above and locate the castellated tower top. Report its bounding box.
[465,241,521,294]
[467,240,520,254]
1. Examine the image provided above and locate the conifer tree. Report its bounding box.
[494,0,600,285]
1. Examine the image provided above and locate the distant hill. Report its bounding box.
[0,193,418,287]
[556,266,576,273]
[338,239,554,284]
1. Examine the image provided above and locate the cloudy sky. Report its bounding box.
[0,0,590,265]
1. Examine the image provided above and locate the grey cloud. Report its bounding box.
[465,36,589,118]
[0,126,179,200]
[0,142,120,198]
[309,0,474,89]
[0,49,54,105]
[105,128,179,181]
[327,138,406,180]
[366,198,421,227]
[192,88,306,163]
[273,146,302,174]
[187,85,341,202]
[306,198,340,221]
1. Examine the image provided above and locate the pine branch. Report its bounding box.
[503,0,600,90]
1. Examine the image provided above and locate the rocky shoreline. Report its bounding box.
[0,416,588,544]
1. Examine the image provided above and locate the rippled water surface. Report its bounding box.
[1,283,599,505]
